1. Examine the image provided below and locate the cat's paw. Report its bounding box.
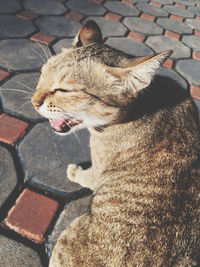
[67,164,83,183]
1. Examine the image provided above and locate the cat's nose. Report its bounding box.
[32,92,47,109]
[31,98,42,109]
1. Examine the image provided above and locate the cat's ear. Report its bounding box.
[106,50,173,96]
[73,20,103,47]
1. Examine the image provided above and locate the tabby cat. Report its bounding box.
[32,21,200,266]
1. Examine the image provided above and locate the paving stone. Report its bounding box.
[153,0,173,4]
[0,69,10,82]
[163,5,194,18]
[17,11,39,21]
[18,122,90,194]
[0,114,29,145]
[141,13,155,21]
[0,15,36,38]
[194,30,200,37]
[5,189,59,243]
[0,39,49,71]
[105,12,122,22]
[165,31,180,40]
[0,146,17,208]
[67,0,106,16]
[104,1,140,16]
[163,58,174,68]
[65,11,84,22]
[150,1,162,8]
[146,35,191,59]
[173,0,197,6]
[156,66,188,90]
[124,17,163,35]
[24,0,68,15]
[106,37,153,57]
[190,85,200,100]
[136,3,169,17]
[0,235,42,266]
[47,195,92,256]
[156,18,193,34]
[185,18,200,31]
[188,6,200,16]
[122,0,134,6]
[83,17,127,37]
[128,32,146,42]
[192,51,200,61]
[0,72,42,121]
[53,38,74,54]
[182,35,200,51]
[35,16,81,38]
[176,59,200,86]
[170,14,184,22]
[0,0,21,14]
[31,33,56,45]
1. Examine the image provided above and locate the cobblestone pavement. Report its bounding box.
[0,0,200,266]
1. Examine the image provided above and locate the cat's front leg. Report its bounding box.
[67,164,98,191]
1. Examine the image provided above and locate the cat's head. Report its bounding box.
[32,20,172,135]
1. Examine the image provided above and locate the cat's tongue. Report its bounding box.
[50,118,66,131]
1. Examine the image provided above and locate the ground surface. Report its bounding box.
[0,0,200,266]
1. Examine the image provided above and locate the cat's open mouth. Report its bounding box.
[49,118,82,133]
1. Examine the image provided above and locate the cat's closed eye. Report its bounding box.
[51,89,70,94]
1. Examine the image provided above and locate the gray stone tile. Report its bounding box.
[84,17,127,37]
[153,0,173,3]
[157,67,188,90]
[176,59,200,86]
[0,235,42,266]
[35,16,81,38]
[126,0,149,2]
[0,146,17,208]
[47,195,92,256]
[0,73,42,121]
[18,122,91,194]
[106,37,153,57]
[136,3,169,17]
[0,15,36,38]
[173,0,197,6]
[182,35,200,51]
[67,0,106,15]
[0,39,48,71]
[0,0,21,14]
[104,1,140,16]
[146,36,191,59]
[163,5,194,18]
[156,18,193,34]
[185,18,200,31]
[123,17,163,35]
[53,38,74,54]
[24,0,68,15]
[188,6,200,16]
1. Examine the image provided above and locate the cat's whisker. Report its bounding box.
[31,48,46,63]
[63,120,84,151]
[0,88,32,95]
[35,42,49,61]
[46,44,52,58]
[12,80,35,93]
[19,100,32,110]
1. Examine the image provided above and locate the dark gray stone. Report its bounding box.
[106,37,153,57]
[47,195,92,256]
[176,59,200,86]
[67,0,106,15]
[163,5,194,18]
[136,3,168,17]
[104,1,140,16]
[0,73,42,121]
[0,15,36,38]
[0,39,49,71]
[84,17,127,37]
[0,0,21,14]
[157,67,188,90]
[24,0,67,15]
[53,38,74,54]
[123,17,163,35]
[188,6,200,16]
[153,0,173,3]
[182,35,200,51]
[35,16,81,38]
[0,235,42,266]
[0,146,17,208]
[185,18,200,31]
[146,36,191,59]
[18,122,91,194]
[156,18,193,34]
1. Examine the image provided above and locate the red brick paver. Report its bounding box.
[0,114,28,145]
[105,12,122,21]
[141,13,155,21]
[150,1,162,8]
[0,69,10,82]
[31,33,56,45]
[192,51,200,61]
[17,11,39,20]
[5,189,59,243]
[121,0,134,6]
[190,85,200,100]
[128,32,146,42]
[65,11,84,22]
[170,15,184,22]
[194,30,200,37]
[163,58,174,69]
[165,30,180,40]
[175,3,186,8]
